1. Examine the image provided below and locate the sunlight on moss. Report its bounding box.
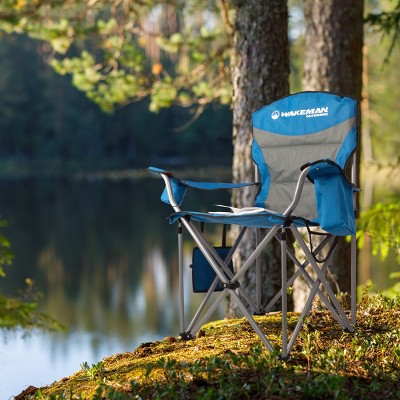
[15,289,400,400]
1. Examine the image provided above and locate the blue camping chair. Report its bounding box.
[148,91,359,359]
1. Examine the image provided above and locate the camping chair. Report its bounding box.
[148,91,359,359]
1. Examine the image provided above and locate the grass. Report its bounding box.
[15,290,400,400]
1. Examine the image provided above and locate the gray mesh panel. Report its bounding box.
[253,117,356,220]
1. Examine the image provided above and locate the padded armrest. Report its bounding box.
[147,166,259,206]
[302,159,360,192]
[147,166,174,177]
[303,159,357,236]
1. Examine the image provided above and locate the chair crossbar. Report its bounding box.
[263,234,333,313]
[291,226,354,332]
[285,238,348,328]
[264,233,348,328]
[189,290,227,336]
[286,232,344,354]
[234,226,280,281]
[179,220,277,351]
[178,216,353,356]
[179,217,263,338]
[191,222,261,313]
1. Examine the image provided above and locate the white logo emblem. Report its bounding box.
[271,111,280,120]
[280,106,329,118]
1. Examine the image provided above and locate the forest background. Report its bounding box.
[0,0,397,178]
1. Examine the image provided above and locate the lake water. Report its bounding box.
[0,174,396,398]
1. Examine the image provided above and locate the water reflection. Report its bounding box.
[0,176,230,397]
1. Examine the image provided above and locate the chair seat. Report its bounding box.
[168,209,318,229]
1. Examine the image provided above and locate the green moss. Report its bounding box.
[16,293,400,400]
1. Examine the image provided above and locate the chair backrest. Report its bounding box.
[252,91,358,221]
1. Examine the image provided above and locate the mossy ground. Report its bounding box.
[16,293,400,400]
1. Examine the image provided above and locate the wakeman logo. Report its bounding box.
[271,106,329,120]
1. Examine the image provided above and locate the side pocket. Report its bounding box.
[308,160,356,236]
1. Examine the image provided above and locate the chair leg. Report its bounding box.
[281,228,288,360]
[189,291,227,336]
[286,252,335,354]
[230,289,275,353]
[178,223,185,335]
[351,235,357,325]
[256,228,262,310]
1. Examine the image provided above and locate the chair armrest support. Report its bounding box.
[147,166,259,208]
[282,166,311,217]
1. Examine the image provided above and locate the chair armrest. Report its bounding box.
[305,158,361,191]
[147,166,259,207]
[283,159,359,219]
[302,159,357,235]
[147,166,174,177]
[147,167,188,207]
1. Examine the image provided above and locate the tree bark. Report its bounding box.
[226,0,290,316]
[299,0,364,304]
[303,0,364,98]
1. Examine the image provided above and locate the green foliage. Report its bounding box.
[0,219,13,278]
[0,279,64,333]
[51,50,146,113]
[357,197,400,298]
[384,271,400,297]
[0,217,64,333]
[149,78,178,112]
[81,361,106,383]
[28,17,74,54]
[366,0,400,61]
[365,2,400,164]
[357,197,400,264]
[0,0,232,113]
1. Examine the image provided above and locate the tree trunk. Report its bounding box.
[226,0,290,316]
[298,0,364,306]
[303,0,364,98]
